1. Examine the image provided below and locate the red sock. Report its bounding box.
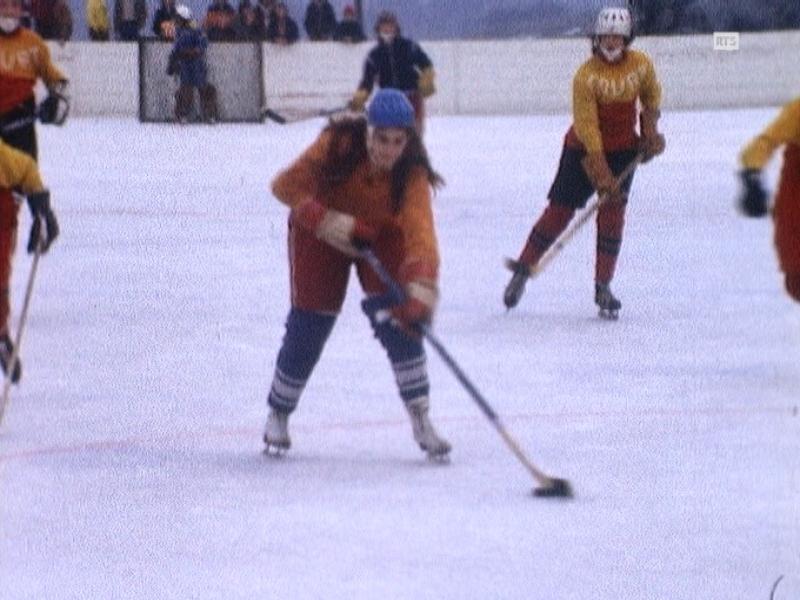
[595,202,626,283]
[518,203,574,266]
[785,273,800,303]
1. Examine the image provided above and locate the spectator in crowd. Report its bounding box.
[348,11,435,134]
[30,0,72,41]
[265,1,297,45]
[168,4,218,123]
[19,0,31,27]
[152,0,177,39]
[334,4,363,43]
[203,0,236,41]
[234,0,265,41]
[86,0,109,40]
[253,0,274,33]
[303,0,334,40]
[113,0,146,40]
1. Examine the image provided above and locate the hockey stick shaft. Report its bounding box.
[262,105,348,125]
[529,153,643,278]
[359,247,559,487]
[0,241,43,428]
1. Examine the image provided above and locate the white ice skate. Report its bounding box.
[406,396,451,460]
[263,409,291,454]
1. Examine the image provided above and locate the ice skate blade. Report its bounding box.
[263,443,290,457]
[263,433,291,456]
[532,478,574,499]
[425,451,451,464]
[597,308,619,320]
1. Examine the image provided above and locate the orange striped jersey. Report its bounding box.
[0,27,67,114]
[0,139,44,193]
[740,98,800,170]
[271,126,439,276]
[565,49,662,155]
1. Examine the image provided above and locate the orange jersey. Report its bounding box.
[0,27,67,114]
[565,49,661,154]
[740,98,800,170]
[271,127,439,277]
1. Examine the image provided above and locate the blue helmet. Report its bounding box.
[367,89,415,128]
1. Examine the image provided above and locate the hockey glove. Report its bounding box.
[26,190,60,254]
[392,260,438,333]
[738,170,768,218]
[581,153,623,203]
[639,108,665,163]
[38,86,69,125]
[348,89,369,112]
[417,67,436,98]
[293,199,377,256]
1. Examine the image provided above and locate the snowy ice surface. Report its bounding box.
[0,110,798,599]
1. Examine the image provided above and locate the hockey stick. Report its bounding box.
[0,240,43,428]
[505,152,644,279]
[359,247,573,498]
[261,105,349,125]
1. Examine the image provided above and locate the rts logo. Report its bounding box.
[713,31,740,51]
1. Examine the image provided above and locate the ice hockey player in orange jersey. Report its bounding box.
[503,6,665,319]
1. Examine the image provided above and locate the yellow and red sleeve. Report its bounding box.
[740,98,800,171]
[0,29,67,113]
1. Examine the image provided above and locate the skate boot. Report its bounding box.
[0,334,21,384]
[595,282,621,320]
[503,263,530,309]
[406,396,451,460]
[263,408,291,453]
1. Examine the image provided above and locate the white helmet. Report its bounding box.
[594,7,632,38]
[176,4,191,20]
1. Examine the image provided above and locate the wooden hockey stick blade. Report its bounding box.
[532,477,573,499]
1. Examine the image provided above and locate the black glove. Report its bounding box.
[37,90,69,125]
[26,191,59,254]
[738,170,768,218]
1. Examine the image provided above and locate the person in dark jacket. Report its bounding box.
[168,4,218,123]
[302,0,334,40]
[233,0,265,41]
[113,0,146,40]
[152,0,177,39]
[348,11,435,133]
[265,1,297,45]
[333,4,363,43]
[30,0,72,41]
[203,0,236,41]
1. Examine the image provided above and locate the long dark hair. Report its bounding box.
[319,117,444,213]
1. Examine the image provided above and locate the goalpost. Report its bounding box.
[138,40,265,123]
